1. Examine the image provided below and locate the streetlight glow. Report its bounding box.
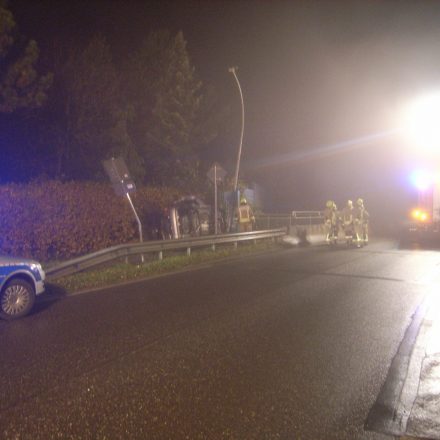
[404,91,440,152]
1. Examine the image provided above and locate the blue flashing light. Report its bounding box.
[410,170,434,191]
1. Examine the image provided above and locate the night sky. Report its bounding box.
[10,0,440,226]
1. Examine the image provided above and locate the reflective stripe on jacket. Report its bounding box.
[238,205,252,223]
[342,207,353,224]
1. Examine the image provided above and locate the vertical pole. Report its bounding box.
[230,67,244,195]
[126,193,142,243]
[229,67,245,234]
[214,164,218,235]
[126,192,144,263]
[237,189,240,233]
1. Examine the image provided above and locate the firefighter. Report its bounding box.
[324,200,338,245]
[341,200,357,245]
[237,197,255,232]
[354,198,369,245]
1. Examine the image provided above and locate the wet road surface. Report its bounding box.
[1,241,439,439]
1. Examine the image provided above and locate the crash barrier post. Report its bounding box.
[45,228,287,280]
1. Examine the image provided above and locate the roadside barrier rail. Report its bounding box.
[45,228,287,280]
[291,211,325,226]
[255,212,325,229]
[255,213,292,229]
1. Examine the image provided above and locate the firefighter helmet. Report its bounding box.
[357,198,364,207]
[326,200,334,209]
[240,197,247,205]
[347,200,353,208]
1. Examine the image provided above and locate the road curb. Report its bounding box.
[365,298,429,437]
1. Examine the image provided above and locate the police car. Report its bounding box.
[0,255,45,320]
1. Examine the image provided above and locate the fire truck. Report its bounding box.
[403,170,440,245]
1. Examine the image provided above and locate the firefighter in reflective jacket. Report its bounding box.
[237,197,255,232]
[341,200,358,244]
[354,198,369,245]
[324,200,338,245]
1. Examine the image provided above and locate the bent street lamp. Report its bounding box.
[229,66,245,193]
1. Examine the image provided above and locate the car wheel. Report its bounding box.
[0,278,36,320]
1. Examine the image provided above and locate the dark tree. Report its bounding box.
[0,3,52,113]
[40,36,143,180]
[124,31,219,187]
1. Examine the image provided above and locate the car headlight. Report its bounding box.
[30,263,43,273]
[411,209,430,222]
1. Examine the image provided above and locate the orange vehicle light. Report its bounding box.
[411,209,429,222]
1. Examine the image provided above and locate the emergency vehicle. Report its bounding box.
[401,91,440,243]
[0,255,45,320]
[403,170,440,244]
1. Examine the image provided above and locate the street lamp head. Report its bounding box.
[228,66,238,73]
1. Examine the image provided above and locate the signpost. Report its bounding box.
[103,157,144,262]
[207,163,226,234]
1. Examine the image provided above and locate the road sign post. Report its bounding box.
[103,157,144,262]
[215,165,218,234]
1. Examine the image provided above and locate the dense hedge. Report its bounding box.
[0,181,180,261]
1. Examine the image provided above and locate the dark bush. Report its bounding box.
[0,181,180,261]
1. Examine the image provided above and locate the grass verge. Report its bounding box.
[49,240,284,294]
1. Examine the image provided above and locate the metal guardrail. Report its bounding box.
[255,214,292,230]
[255,212,325,229]
[292,211,324,219]
[46,228,287,280]
[292,211,325,226]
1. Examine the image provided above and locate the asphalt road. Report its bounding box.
[1,241,440,440]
